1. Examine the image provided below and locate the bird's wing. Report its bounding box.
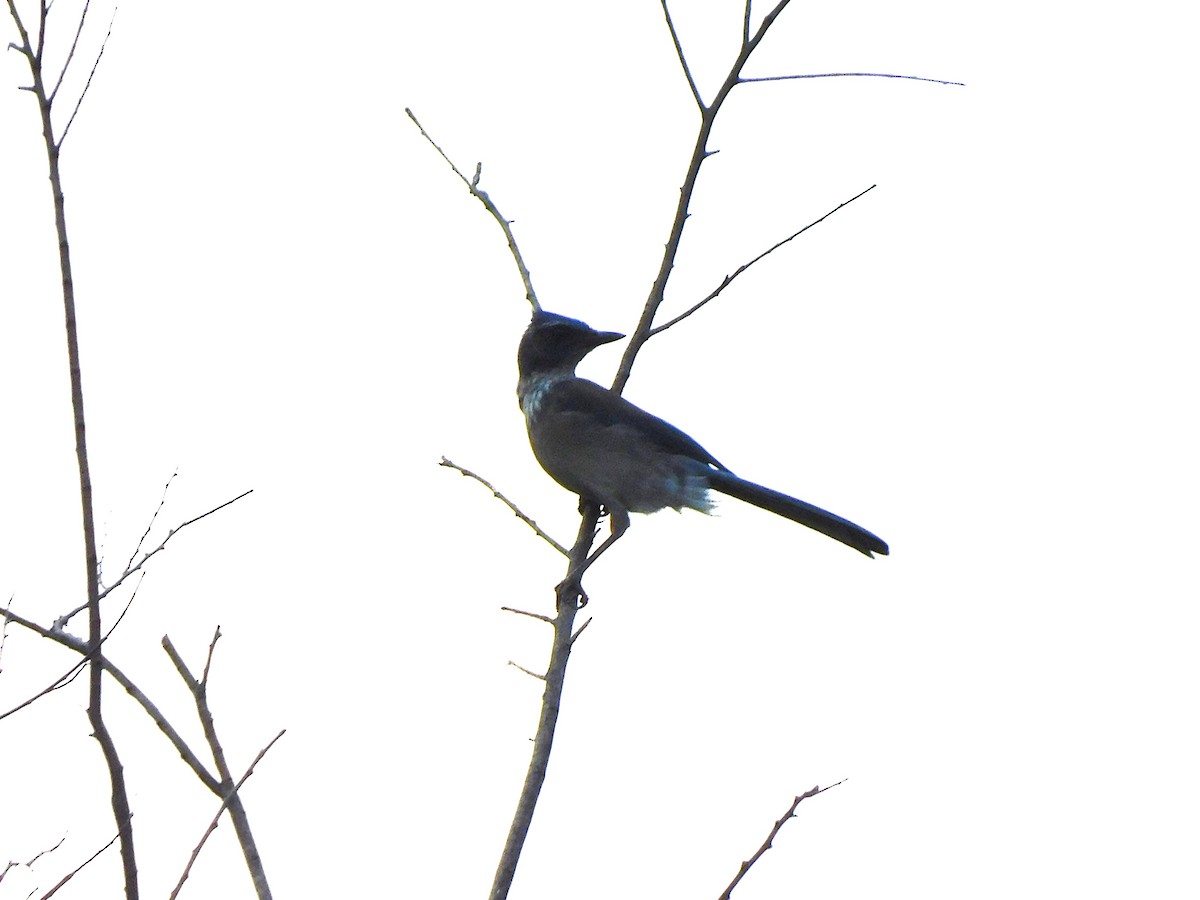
[545,378,728,471]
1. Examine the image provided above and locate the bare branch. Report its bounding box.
[26,835,67,868]
[650,184,876,336]
[123,469,178,575]
[717,781,845,900]
[48,0,91,103]
[56,6,117,149]
[612,0,794,395]
[440,457,568,556]
[164,633,276,898]
[99,489,253,601]
[489,511,598,900]
[500,606,554,624]
[0,659,86,722]
[659,0,703,109]
[507,660,545,681]
[406,108,538,309]
[40,832,120,899]
[569,616,593,644]
[742,71,965,86]
[168,730,285,900]
[0,608,222,793]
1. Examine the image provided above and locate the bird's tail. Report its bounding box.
[708,470,889,558]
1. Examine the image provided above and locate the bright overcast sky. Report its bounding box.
[2,1,1197,897]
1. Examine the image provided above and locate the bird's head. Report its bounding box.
[517,310,625,379]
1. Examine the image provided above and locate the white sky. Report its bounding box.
[2,1,1197,897]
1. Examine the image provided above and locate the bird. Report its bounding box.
[516,309,888,563]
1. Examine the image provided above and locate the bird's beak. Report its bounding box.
[590,330,625,346]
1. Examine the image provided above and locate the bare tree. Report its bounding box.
[414,3,959,897]
[3,3,279,896]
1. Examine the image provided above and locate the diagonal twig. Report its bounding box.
[649,184,876,336]
[48,0,91,103]
[123,470,178,575]
[0,607,222,793]
[40,832,120,899]
[718,781,845,900]
[660,0,703,108]
[440,457,568,556]
[168,729,285,900]
[56,5,117,148]
[99,489,253,600]
[406,108,538,309]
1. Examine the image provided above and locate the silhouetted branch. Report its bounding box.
[163,631,275,899]
[407,108,538,309]
[650,185,877,336]
[441,457,569,556]
[742,71,964,86]
[717,781,844,899]
[168,729,285,900]
[57,5,117,148]
[41,832,120,899]
[98,489,253,601]
[612,0,794,394]
[660,0,702,108]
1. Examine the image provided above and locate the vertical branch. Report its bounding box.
[612,0,793,394]
[488,511,596,900]
[4,1,137,896]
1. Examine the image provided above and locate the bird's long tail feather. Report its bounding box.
[708,470,888,558]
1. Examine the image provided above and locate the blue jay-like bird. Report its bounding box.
[516,310,888,558]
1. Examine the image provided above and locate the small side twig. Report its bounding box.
[168,729,286,900]
[40,832,120,899]
[507,661,545,681]
[742,71,965,86]
[164,631,275,900]
[649,185,877,337]
[123,470,177,576]
[660,0,702,108]
[406,108,538,308]
[98,489,253,601]
[501,607,554,625]
[56,5,117,148]
[717,780,845,900]
[441,457,568,556]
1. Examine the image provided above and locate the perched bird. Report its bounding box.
[516,310,888,559]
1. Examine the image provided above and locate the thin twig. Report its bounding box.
[164,632,275,899]
[406,108,538,308]
[99,489,253,601]
[168,730,285,900]
[613,0,794,395]
[1,608,221,793]
[501,606,554,624]
[649,185,876,336]
[48,0,90,103]
[57,5,116,148]
[742,71,964,86]
[441,457,568,556]
[569,617,593,644]
[40,832,120,899]
[660,0,703,108]
[123,470,177,575]
[26,835,67,868]
[507,661,545,681]
[717,781,845,900]
[0,658,87,722]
